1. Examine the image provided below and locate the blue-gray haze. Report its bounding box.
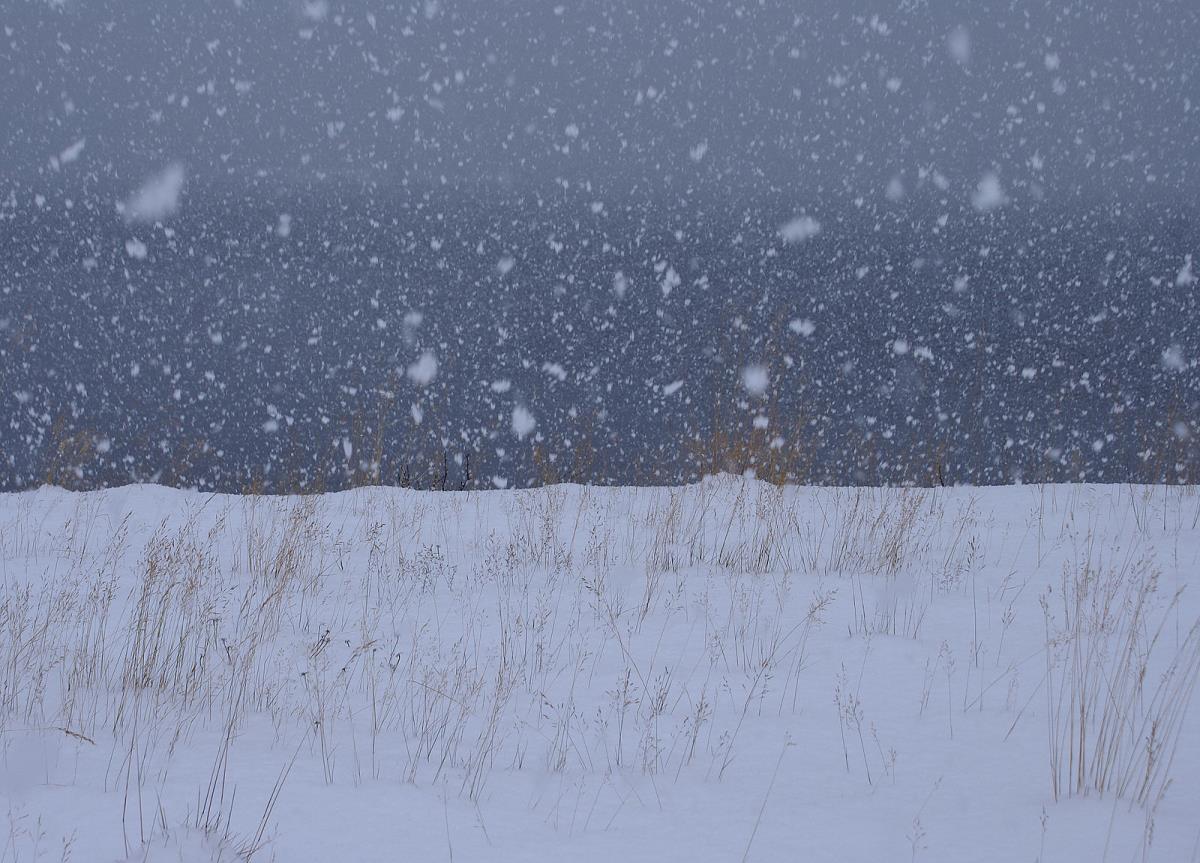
[2,0,1197,490]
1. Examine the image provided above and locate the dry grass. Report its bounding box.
[1,480,1198,860]
[1043,550,1200,806]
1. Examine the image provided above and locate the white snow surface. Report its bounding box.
[1,480,1198,862]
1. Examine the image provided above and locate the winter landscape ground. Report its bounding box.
[2,479,1197,862]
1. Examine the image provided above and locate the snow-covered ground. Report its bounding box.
[2,480,1198,862]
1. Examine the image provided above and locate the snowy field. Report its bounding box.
[2,480,1198,862]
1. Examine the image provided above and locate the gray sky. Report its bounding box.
[4,0,1199,205]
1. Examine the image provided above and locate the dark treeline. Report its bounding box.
[2,182,1197,491]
